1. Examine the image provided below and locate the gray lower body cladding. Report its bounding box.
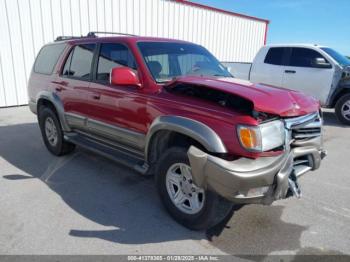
[187,145,325,205]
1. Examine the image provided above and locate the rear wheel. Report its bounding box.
[335,94,350,125]
[155,147,235,230]
[38,106,75,156]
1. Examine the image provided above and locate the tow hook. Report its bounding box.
[287,172,302,198]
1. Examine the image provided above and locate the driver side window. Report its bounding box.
[289,48,329,68]
[96,43,137,81]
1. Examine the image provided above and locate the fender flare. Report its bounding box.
[327,85,350,107]
[36,91,71,132]
[145,115,227,161]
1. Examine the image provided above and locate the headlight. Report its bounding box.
[237,120,285,152]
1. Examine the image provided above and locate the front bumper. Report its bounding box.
[188,145,326,205]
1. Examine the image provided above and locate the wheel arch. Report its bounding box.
[145,116,227,164]
[330,87,350,108]
[36,91,71,132]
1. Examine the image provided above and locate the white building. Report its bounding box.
[0,0,268,107]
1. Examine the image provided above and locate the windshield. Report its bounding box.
[321,47,350,67]
[138,42,231,83]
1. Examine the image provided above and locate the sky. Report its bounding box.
[192,0,350,55]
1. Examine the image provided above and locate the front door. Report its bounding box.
[282,47,334,105]
[87,42,147,150]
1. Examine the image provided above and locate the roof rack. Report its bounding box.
[87,31,138,37]
[55,32,137,42]
[55,35,95,42]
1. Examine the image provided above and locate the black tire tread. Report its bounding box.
[335,93,350,125]
[38,106,75,156]
[155,146,235,230]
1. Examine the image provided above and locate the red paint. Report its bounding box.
[166,76,319,117]
[174,0,269,24]
[110,67,141,87]
[28,36,319,159]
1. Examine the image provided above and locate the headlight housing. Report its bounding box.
[237,120,285,152]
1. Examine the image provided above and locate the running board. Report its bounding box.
[64,133,149,175]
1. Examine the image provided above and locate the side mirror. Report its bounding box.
[110,67,141,87]
[312,57,332,69]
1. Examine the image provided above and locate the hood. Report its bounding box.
[166,76,320,117]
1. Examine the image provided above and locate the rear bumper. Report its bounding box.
[188,145,326,205]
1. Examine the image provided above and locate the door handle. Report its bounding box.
[55,86,64,92]
[52,80,68,86]
[285,70,296,74]
[92,93,101,100]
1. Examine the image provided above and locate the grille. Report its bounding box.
[283,112,323,177]
[284,112,322,144]
[292,118,322,140]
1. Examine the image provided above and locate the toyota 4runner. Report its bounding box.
[28,32,326,230]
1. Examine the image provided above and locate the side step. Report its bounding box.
[64,133,149,175]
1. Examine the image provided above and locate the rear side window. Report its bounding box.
[62,44,96,80]
[264,47,285,65]
[34,44,66,75]
[97,43,136,81]
[289,48,328,68]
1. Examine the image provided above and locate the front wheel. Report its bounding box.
[155,147,235,230]
[335,94,350,125]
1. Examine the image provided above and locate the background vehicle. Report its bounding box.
[225,44,350,125]
[28,33,325,230]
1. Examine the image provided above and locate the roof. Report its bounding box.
[173,0,269,24]
[265,44,328,48]
[58,35,193,45]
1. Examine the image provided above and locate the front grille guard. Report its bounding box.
[282,112,323,198]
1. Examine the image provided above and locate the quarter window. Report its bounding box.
[97,43,136,81]
[34,44,66,75]
[62,44,96,79]
[289,48,328,68]
[264,47,285,65]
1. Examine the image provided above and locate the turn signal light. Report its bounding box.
[237,126,261,151]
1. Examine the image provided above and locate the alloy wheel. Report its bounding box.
[165,163,205,215]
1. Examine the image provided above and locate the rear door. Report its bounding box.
[250,47,288,87]
[282,47,334,104]
[57,43,96,130]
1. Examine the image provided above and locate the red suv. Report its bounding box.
[28,32,326,230]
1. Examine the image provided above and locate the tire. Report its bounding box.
[335,94,350,125]
[38,106,75,156]
[155,147,235,230]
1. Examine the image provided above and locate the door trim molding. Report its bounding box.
[65,112,145,150]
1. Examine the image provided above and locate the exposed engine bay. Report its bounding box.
[166,83,254,113]
[166,83,278,122]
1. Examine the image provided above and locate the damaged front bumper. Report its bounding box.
[188,112,326,205]
[188,146,326,205]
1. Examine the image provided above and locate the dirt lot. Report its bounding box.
[0,106,349,256]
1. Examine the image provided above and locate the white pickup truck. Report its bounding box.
[224,44,350,125]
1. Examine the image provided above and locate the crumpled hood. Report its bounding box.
[166,76,320,117]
